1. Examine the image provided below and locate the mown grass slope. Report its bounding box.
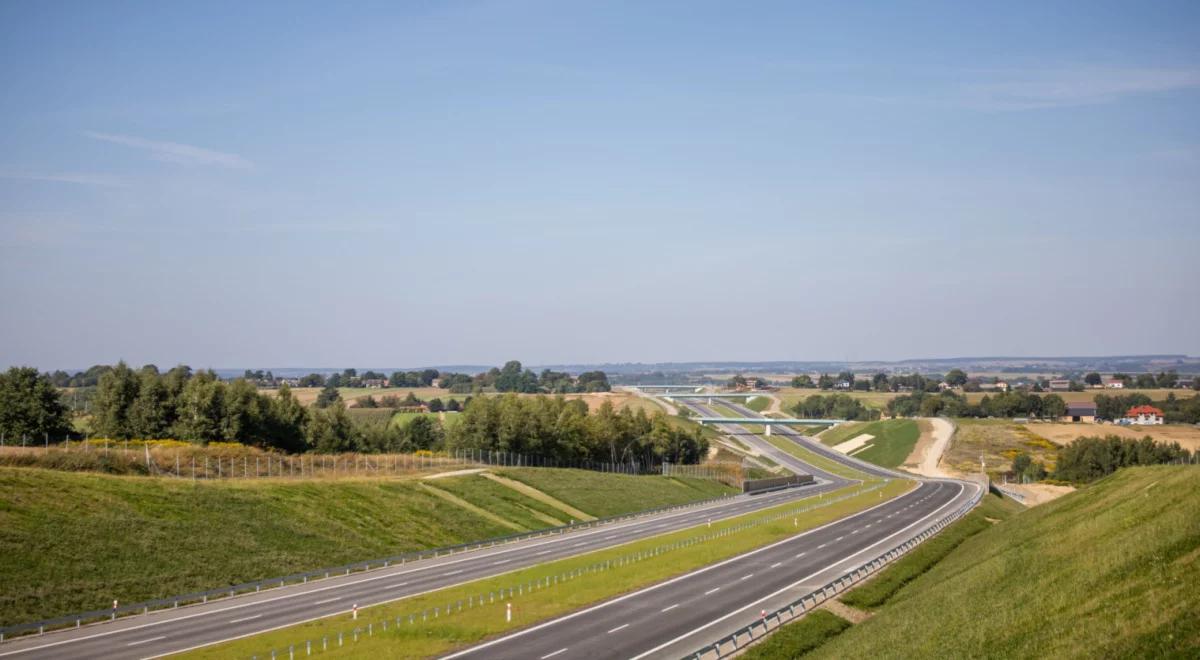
[0,467,732,626]
[497,468,734,518]
[818,419,919,468]
[809,466,1200,658]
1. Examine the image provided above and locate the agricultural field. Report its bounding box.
[942,419,1058,476]
[0,467,731,625]
[776,388,899,412]
[804,466,1200,658]
[1030,422,1200,451]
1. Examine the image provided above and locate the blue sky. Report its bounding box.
[2,1,1198,370]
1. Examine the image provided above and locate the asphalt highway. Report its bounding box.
[442,397,980,659]
[0,473,842,659]
[443,480,973,660]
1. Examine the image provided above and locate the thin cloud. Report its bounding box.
[85,131,253,169]
[0,170,130,187]
[961,67,1200,111]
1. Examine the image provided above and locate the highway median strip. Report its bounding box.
[174,479,912,659]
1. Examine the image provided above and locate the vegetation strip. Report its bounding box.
[176,480,911,659]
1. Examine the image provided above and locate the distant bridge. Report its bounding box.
[692,417,844,435]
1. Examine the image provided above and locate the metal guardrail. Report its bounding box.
[0,486,771,642]
[684,480,985,659]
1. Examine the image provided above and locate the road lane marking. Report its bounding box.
[740,574,754,581]
[313,597,341,605]
[661,604,679,612]
[704,587,720,595]
[541,648,568,659]
[817,543,826,549]
[536,550,553,556]
[229,614,261,623]
[2,488,823,660]
[393,582,410,588]
[444,570,463,576]
[608,624,629,634]
[493,559,511,565]
[770,562,782,568]
[795,552,806,558]
[127,636,167,646]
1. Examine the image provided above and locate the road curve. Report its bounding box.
[441,398,980,659]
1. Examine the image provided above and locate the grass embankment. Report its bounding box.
[496,468,733,518]
[745,396,772,412]
[764,466,1200,658]
[0,468,732,625]
[180,480,914,659]
[741,610,852,660]
[815,420,919,469]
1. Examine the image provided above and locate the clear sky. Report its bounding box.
[2,1,1197,370]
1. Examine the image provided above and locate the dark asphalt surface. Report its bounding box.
[0,470,843,659]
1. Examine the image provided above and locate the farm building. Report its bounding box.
[1061,402,1097,423]
[1123,405,1164,425]
[1049,379,1072,391]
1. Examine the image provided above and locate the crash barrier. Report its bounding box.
[685,479,985,659]
[743,474,815,494]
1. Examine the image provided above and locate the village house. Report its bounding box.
[1048,379,1072,392]
[1103,376,1125,389]
[1061,402,1097,423]
[1123,405,1164,425]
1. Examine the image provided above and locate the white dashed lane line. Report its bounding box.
[229,614,261,623]
[313,597,341,605]
[740,574,754,581]
[608,624,629,634]
[541,649,568,659]
[127,636,166,647]
[770,562,782,568]
[704,587,720,595]
[661,604,679,612]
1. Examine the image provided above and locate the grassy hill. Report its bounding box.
[0,467,732,626]
[769,466,1200,658]
[819,419,920,468]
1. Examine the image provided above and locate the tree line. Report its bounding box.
[790,394,879,421]
[445,395,707,465]
[1053,435,1193,482]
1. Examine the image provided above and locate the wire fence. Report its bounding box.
[0,441,656,480]
[685,480,986,659]
[239,482,888,659]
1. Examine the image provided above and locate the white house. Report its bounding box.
[1124,405,1164,425]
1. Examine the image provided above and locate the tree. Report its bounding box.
[945,369,968,387]
[91,361,141,438]
[1135,373,1156,388]
[817,373,835,390]
[1041,394,1067,419]
[1084,372,1102,386]
[306,404,361,453]
[268,384,309,452]
[428,398,445,413]
[299,373,325,387]
[446,398,461,412]
[728,374,748,389]
[791,374,814,388]
[403,415,442,451]
[315,384,341,409]
[173,371,225,442]
[0,367,71,441]
[1156,371,1179,388]
[872,373,889,391]
[129,371,173,438]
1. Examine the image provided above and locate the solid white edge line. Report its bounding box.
[439,480,937,660]
[2,486,832,659]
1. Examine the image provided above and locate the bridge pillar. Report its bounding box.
[764,425,772,437]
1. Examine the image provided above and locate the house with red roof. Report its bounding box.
[1124,405,1164,425]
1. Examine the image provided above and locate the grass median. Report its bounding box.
[176,479,914,659]
[764,435,873,481]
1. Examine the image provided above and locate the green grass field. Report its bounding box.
[802,466,1200,658]
[741,610,851,660]
[763,435,875,481]
[0,467,732,626]
[814,420,920,469]
[496,468,734,518]
[745,396,772,412]
[179,480,914,659]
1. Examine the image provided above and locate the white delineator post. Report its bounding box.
[506,602,512,623]
[352,604,358,620]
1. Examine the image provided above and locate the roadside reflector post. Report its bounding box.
[506,602,512,623]
[352,604,358,620]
